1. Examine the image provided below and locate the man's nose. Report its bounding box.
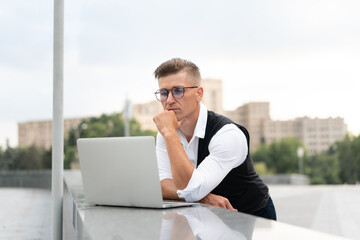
[166,91,176,104]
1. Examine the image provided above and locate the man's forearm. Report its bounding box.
[161,179,237,210]
[162,131,194,190]
[161,178,184,200]
[153,110,195,190]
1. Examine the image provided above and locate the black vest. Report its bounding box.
[197,111,269,213]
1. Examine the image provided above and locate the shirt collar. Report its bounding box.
[193,102,207,139]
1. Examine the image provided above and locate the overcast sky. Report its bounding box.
[1,0,359,148]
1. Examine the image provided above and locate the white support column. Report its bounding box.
[52,0,64,239]
[124,98,132,137]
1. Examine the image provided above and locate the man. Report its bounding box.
[153,58,276,220]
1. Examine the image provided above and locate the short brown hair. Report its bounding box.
[154,58,201,85]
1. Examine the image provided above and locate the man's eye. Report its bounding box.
[174,87,184,93]
[160,89,168,95]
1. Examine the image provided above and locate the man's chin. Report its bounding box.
[177,115,187,122]
[174,113,182,121]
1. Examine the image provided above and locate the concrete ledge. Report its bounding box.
[63,171,347,240]
[0,170,51,189]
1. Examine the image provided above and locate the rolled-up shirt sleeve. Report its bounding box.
[177,124,248,202]
[156,132,173,181]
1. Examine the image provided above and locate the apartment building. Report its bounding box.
[227,103,347,154]
[200,78,224,115]
[225,102,271,149]
[262,117,347,155]
[132,100,163,131]
[18,118,84,149]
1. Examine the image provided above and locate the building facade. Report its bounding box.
[225,102,271,149]
[18,118,84,150]
[262,117,347,155]
[132,100,163,131]
[226,103,347,154]
[200,78,224,115]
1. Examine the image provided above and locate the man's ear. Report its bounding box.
[197,86,204,102]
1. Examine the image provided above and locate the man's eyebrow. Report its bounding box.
[160,86,182,90]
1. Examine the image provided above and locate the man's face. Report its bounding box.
[158,70,202,121]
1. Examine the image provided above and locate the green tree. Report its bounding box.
[252,138,305,174]
[1,145,44,170]
[307,153,341,184]
[15,145,43,169]
[0,112,157,171]
[0,147,5,169]
[352,135,360,183]
[64,112,157,169]
[253,162,270,175]
[64,145,77,169]
[270,138,304,173]
[252,144,274,174]
[41,148,52,169]
[333,135,359,184]
[252,134,360,184]
[3,145,18,170]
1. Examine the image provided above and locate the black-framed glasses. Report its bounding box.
[154,86,198,102]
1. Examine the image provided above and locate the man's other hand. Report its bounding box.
[200,193,238,212]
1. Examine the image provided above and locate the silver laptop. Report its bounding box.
[77,136,196,208]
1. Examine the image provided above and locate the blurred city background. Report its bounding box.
[1,0,360,239]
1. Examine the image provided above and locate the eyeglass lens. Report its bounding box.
[157,87,185,102]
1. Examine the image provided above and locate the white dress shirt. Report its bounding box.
[156,103,248,202]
